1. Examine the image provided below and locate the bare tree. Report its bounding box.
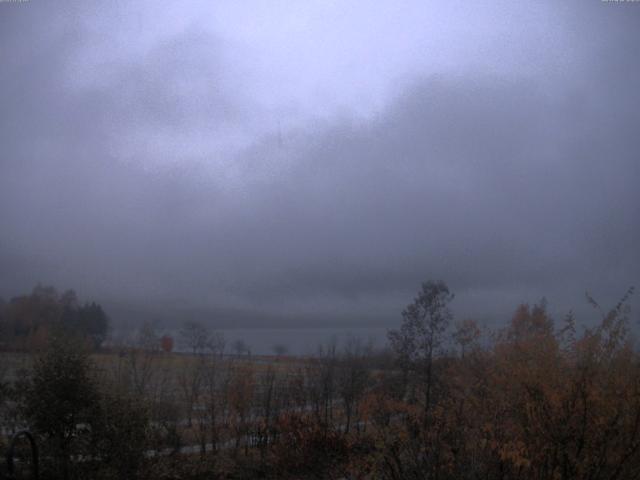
[228,362,255,456]
[179,329,224,446]
[177,357,204,429]
[388,280,454,416]
[256,365,280,463]
[307,339,338,429]
[338,337,371,434]
[179,320,210,355]
[201,332,226,455]
[121,321,162,397]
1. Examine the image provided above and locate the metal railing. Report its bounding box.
[4,430,38,480]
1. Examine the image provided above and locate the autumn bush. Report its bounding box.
[367,287,640,480]
[270,413,350,479]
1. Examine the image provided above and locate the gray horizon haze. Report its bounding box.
[1,0,638,333]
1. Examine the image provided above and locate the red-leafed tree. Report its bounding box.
[160,335,174,353]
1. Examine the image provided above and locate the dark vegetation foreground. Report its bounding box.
[0,282,638,479]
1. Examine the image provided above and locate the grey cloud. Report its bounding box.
[208,63,639,320]
[0,0,638,330]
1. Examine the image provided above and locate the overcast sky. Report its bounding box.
[1,0,638,330]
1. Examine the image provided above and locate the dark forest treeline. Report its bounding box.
[0,282,638,480]
[0,285,109,351]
